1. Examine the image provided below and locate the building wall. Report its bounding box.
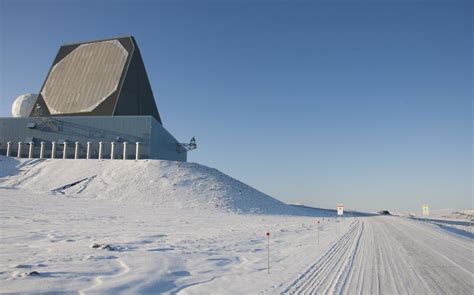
[0,116,186,161]
[150,119,187,162]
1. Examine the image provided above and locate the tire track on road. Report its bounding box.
[283,219,363,294]
[284,216,474,295]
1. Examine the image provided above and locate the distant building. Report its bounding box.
[0,36,195,161]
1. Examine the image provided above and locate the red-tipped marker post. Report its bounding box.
[317,220,320,246]
[266,232,270,274]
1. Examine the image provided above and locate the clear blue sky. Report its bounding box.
[0,0,472,212]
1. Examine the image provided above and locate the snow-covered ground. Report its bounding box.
[402,209,473,222]
[400,209,473,239]
[431,209,473,221]
[0,157,344,293]
[0,157,326,216]
[0,189,350,294]
[0,156,472,294]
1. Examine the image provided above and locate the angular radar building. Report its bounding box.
[0,36,194,161]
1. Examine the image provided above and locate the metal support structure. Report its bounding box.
[110,142,115,160]
[86,142,91,159]
[98,142,103,160]
[63,142,68,159]
[40,142,45,159]
[28,142,34,159]
[74,142,80,159]
[135,142,140,160]
[123,142,128,160]
[6,141,11,157]
[1,138,183,161]
[51,141,56,159]
[177,137,197,153]
[17,142,22,158]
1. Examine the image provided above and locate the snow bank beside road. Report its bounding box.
[431,209,474,221]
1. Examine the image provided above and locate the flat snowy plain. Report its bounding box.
[0,156,472,294]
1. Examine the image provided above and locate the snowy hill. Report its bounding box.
[0,156,320,216]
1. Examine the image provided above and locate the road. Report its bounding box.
[284,216,473,294]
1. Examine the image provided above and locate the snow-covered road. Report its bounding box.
[285,216,473,294]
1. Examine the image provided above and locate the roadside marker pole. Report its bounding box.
[317,220,320,246]
[336,204,344,235]
[266,232,270,274]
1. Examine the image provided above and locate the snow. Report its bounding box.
[0,156,344,293]
[429,209,473,221]
[0,189,351,294]
[0,157,331,216]
[11,93,37,117]
[0,156,472,294]
[400,209,473,222]
[399,210,473,239]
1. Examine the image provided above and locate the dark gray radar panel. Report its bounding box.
[30,36,162,124]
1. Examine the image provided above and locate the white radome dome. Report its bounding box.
[11,93,38,117]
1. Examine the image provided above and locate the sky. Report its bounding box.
[0,0,472,212]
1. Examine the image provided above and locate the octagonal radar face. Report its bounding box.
[41,40,128,115]
[29,36,162,123]
[12,93,38,117]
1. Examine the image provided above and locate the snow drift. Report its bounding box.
[0,156,316,215]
